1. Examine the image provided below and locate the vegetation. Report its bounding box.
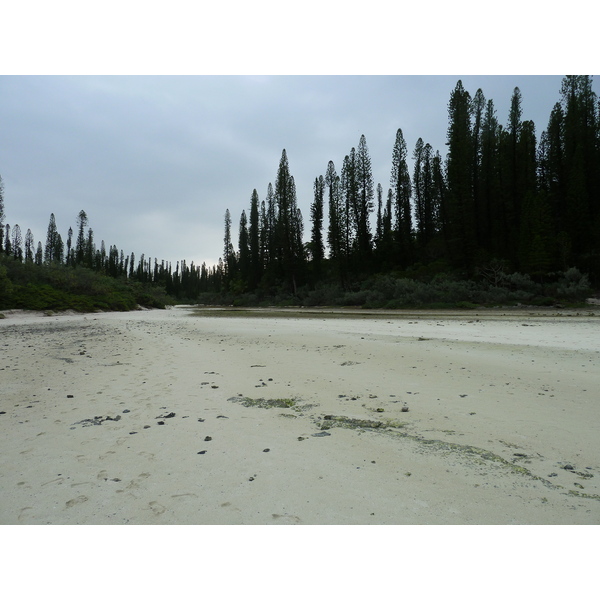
[1,76,598,312]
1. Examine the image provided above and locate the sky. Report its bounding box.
[3,74,595,270]
[1,4,598,272]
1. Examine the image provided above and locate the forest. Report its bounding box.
[1,76,598,312]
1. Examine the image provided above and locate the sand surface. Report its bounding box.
[1,305,599,525]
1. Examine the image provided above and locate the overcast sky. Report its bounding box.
[1,5,597,270]
[3,74,595,269]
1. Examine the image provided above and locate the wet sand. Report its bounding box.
[1,305,599,524]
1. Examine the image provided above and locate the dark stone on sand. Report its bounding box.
[263,448,270,452]
[204,436,212,441]
[216,415,228,419]
[0,411,5,415]
[157,412,175,419]
[563,464,575,470]
[312,431,331,437]
[513,453,527,458]
[198,418,205,422]
[548,473,558,477]
[67,395,74,398]
[249,477,255,481]
[157,421,165,425]
[143,425,151,429]
[197,450,207,454]
[401,406,409,412]
[129,431,137,435]
[123,409,130,413]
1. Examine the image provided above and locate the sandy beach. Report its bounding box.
[1,305,599,525]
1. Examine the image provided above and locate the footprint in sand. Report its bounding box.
[272,513,301,524]
[65,495,88,508]
[148,501,166,515]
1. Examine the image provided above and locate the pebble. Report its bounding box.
[312,432,331,437]
[204,436,212,442]
[263,448,270,452]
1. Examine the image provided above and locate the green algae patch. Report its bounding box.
[319,414,407,431]
[227,396,297,409]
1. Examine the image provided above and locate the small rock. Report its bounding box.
[143,425,151,429]
[197,450,207,455]
[548,473,558,477]
[312,431,331,437]
[129,431,137,435]
[67,395,74,398]
[198,418,205,422]
[157,421,165,425]
[204,436,212,442]
[401,406,409,412]
[376,408,384,413]
[563,464,575,470]
[263,448,270,452]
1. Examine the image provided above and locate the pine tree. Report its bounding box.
[274,150,304,293]
[75,210,88,266]
[354,134,374,266]
[4,224,11,255]
[11,224,23,261]
[310,175,325,277]
[445,80,475,271]
[35,242,43,265]
[0,175,5,253]
[249,189,261,289]
[390,128,413,268]
[238,209,250,289]
[44,213,59,263]
[413,139,436,253]
[223,208,235,286]
[24,229,34,263]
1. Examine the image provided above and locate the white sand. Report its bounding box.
[1,305,599,524]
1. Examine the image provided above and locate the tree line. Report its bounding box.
[1,75,598,310]
[218,76,600,302]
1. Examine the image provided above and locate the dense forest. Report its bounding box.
[1,76,598,312]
